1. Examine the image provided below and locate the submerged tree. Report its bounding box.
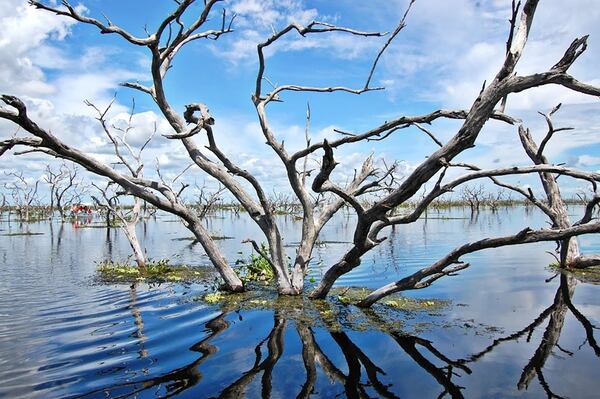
[3,170,40,222]
[92,181,147,270]
[0,0,599,304]
[43,162,84,219]
[87,98,158,271]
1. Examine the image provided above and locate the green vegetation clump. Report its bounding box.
[195,285,452,334]
[384,297,448,311]
[330,287,448,311]
[96,259,214,284]
[204,291,225,304]
[235,243,275,283]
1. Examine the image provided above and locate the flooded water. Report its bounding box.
[0,207,599,398]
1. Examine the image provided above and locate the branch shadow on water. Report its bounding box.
[456,273,599,399]
[70,310,469,397]
[70,275,598,399]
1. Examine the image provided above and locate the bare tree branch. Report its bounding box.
[364,0,416,90]
[29,0,155,45]
[358,222,600,307]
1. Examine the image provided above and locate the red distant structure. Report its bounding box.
[71,204,93,215]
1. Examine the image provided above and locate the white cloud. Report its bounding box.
[231,0,318,28]
[0,0,78,97]
[365,0,600,189]
[576,154,600,167]
[0,0,155,189]
[380,0,600,111]
[213,0,381,65]
[1,0,600,203]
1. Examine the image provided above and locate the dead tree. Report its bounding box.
[192,181,225,219]
[92,181,147,270]
[43,162,82,219]
[3,171,40,222]
[306,0,600,303]
[485,189,507,212]
[487,105,600,268]
[0,192,6,215]
[86,98,160,271]
[461,184,485,212]
[1,0,599,299]
[1,0,398,295]
[43,163,63,217]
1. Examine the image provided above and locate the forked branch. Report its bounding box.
[358,222,600,307]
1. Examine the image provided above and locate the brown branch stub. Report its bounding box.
[1,94,27,117]
[183,103,215,126]
[120,82,154,96]
[0,136,44,157]
[312,139,338,193]
[163,103,215,140]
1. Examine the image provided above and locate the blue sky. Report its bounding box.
[1,0,600,201]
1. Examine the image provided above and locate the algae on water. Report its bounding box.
[195,285,453,334]
[96,259,215,284]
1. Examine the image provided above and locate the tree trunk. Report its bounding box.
[123,222,146,271]
[264,229,295,294]
[310,245,369,299]
[188,221,244,292]
[290,243,314,293]
[517,126,581,265]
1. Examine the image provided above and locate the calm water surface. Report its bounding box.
[0,207,599,398]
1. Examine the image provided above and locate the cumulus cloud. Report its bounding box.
[0,0,81,97]
[380,0,600,110]
[0,0,155,190]
[576,155,600,167]
[367,0,600,190]
[212,0,382,64]
[1,0,599,202]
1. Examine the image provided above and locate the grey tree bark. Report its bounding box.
[310,0,600,302]
[1,0,599,300]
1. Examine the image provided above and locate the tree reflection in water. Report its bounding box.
[72,275,598,399]
[457,274,599,398]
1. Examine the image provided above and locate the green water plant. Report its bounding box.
[96,258,213,284]
[235,243,275,283]
[195,285,453,335]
